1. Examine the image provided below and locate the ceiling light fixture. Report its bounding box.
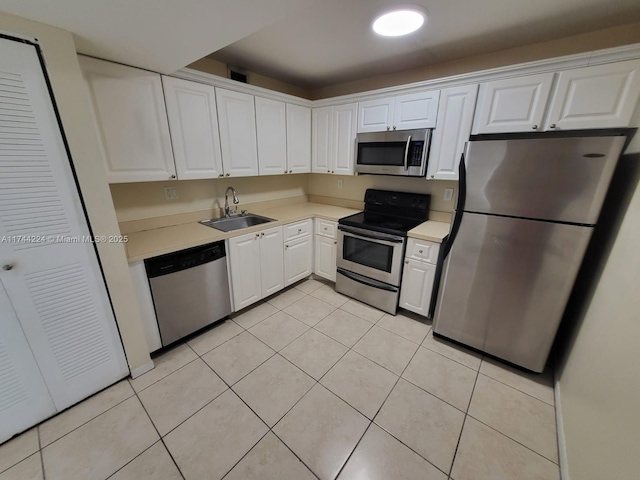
[372,7,426,37]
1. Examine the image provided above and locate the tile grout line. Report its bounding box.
[446,365,481,478]
[365,327,453,479]
[37,426,45,480]
[129,385,186,480]
[476,369,555,407]
[105,440,173,480]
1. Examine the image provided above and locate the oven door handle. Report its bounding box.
[338,226,404,244]
[337,268,399,292]
[403,135,412,170]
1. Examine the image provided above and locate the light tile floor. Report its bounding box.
[0,277,560,480]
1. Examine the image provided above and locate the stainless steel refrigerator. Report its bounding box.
[432,132,629,372]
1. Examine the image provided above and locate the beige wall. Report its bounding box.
[0,12,151,371]
[556,106,640,479]
[308,175,457,214]
[110,174,309,222]
[187,57,311,99]
[311,21,640,99]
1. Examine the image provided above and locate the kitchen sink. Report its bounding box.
[199,213,276,232]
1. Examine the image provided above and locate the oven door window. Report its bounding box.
[343,236,393,272]
[357,142,405,166]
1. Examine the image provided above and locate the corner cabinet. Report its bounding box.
[399,239,440,317]
[215,88,260,177]
[357,90,439,133]
[162,76,224,180]
[79,56,176,183]
[227,226,284,311]
[312,103,357,175]
[427,84,478,181]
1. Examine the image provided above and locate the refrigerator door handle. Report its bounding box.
[442,152,467,259]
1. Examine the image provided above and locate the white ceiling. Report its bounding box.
[1,0,639,88]
[209,0,640,89]
[0,0,316,74]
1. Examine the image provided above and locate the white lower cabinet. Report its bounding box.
[399,238,440,316]
[314,219,337,282]
[284,236,313,286]
[283,219,313,286]
[228,226,284,311]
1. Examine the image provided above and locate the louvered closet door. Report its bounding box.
[0,38,128,413]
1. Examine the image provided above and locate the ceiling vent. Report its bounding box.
[228,66,248,84]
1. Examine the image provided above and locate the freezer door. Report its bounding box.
[464,136,625,224]
[433,212,592,372]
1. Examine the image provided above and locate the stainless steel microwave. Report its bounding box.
[355,129,431,177]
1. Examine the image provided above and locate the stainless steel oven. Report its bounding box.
[355,129,431,177]
[337,225,405,285]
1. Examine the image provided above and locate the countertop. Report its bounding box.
[124,202,450,262]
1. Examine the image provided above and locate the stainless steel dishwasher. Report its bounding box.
[145,241,232,347]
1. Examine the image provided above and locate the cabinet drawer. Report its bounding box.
[284,219,312,241]
[406,238,440,264]
[315,219,337,239]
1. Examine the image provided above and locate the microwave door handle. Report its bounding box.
[403,135,412,170]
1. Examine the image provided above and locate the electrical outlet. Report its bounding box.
[164,186,179,200]
[444,188,454,202]
[337,179,344,189]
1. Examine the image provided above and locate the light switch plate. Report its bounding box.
[164,186,179,200]
[444,188,454,202]
[337,179,344,189]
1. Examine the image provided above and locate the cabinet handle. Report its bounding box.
[285,245,288,249]
[298,228,302,233]
[430,175,434,178]
[327,169,330,173]
[225,173,230,177]
[334,241,337,245]
[289,170,293,174]
[393,126,396,131]
[331,170,335,174]
[549,123,556,129]
[2,264,13,271]
[323,227,327,230]
[285,170,287,174]
[405,260,409,264]
[255,233,260,238]
[170,174,176,179]
[386,126,390,131]
[218,173,224,177]
[532,125,538,130]
[261,232,264,237]
[419,250,423,254]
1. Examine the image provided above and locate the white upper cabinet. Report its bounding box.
[393,91,440,130]
[286,104,312,173]
[215,88,259,177]
[427,84,478,181]
[472,73,555,134]
[543,59,640,131]
[255,96,287,175]
[357,97,394,132]
[162,76,224,180]
[79,56,176,183]
[312,103,357,175]
[333,103,358,175]
[357,91,439,133]
[312,106,332,173]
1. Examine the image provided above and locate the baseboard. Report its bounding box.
[130,360,154,379]
[555,377,570,480]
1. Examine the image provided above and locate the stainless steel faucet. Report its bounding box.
[224,186,239,217]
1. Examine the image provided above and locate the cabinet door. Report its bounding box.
[162,76,223,180]
[284,236,313,286]
[286,104,312,173]
[255,97,287,175]
[333,103,358,175]
[215,88,259,177]
[472,73,555,134]
[544,60,640,131]
[312,106,333,174]
[393,90,440,130]
[79,56,176,183]
[0,281,56,443]
[1,41,129,413]
[260,226,285,297]
[357,97,394,132]
[228,232,262,310]
[399,259,436,316]
[427,85,478,181]
[315,235,337,282]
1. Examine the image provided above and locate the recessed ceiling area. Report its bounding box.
[207,0,640,89]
